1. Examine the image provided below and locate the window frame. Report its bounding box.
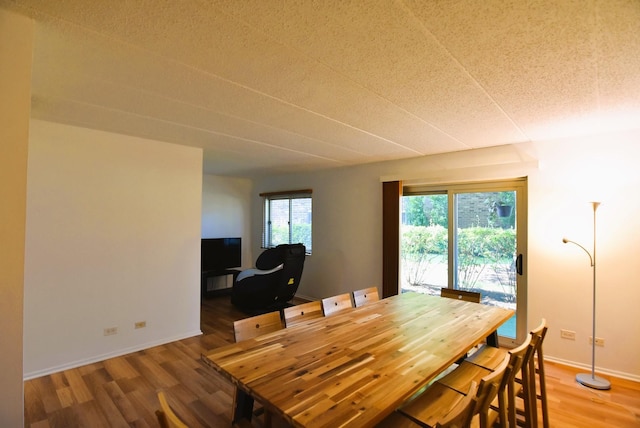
[261,189,312,254]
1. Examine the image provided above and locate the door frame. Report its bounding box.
[402,178,528,346]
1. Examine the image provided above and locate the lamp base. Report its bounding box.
[576,373,611,390]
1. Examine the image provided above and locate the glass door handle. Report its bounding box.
[515,254,523,275]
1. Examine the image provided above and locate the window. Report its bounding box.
[261,189,312,253]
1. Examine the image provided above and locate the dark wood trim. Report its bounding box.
[382,181,401,298]
[259,189,312,197]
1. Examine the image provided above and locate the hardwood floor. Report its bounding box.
[24,295,640,427]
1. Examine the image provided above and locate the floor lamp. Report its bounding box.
[562,201,611,390]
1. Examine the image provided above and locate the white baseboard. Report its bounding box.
[545,355,640,383]
[23,329,203,381]
[294,293,316,302]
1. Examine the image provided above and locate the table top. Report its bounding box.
[202,292,514,428]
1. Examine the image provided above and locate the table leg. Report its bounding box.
[486,330,500,348]
[232,389,254,424]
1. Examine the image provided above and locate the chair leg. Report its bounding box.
[529,357,539,428]
[537,350,550,428]
[515,361,535,428]
[495,382,513,428]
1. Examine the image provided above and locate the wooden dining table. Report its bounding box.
[202,292,514,428]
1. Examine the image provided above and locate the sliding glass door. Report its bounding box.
[401,179,527,345]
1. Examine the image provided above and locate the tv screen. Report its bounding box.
[201,238,241,272]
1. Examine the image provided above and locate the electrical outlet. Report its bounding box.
[589,336,605,346]
[134,321,146,329]
[560,329,576,340]
[104,327,118,336]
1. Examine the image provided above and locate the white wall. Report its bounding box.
[523,135,640,381]
[24,120,203,378]
[251,134,640,380]
[0,8,33,426]
[202,174,253,268]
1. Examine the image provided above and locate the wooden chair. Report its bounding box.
[515,319,549,428]
[283,301,323,327]
[494,335,532,428]
[321,293,354,316]
[398,353,511,428]
[436,335,530,427]
[233,310,283,342]
[440,287,481,303]
[156,391,189,428]
[353,286,380,307]
[232,311,284,427]
[464,319,547,428]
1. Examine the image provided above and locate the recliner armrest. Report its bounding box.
[236,264,283,282]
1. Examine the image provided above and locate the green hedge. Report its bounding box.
[270,224,312,250]
[402,225,516,290]
[402,225,514,259]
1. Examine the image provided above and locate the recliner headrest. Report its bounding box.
[255,244,306,269]
[284,243,306,259]
[255,246,285,270]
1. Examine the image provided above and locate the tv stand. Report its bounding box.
[201,269,241,298]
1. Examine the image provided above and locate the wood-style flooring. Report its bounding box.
[24,295,640,427]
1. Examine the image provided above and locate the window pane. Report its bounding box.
[400,194,448,294]
[454,191,517,339]
[264,196,312,253]
[269,199,290,247]
[291,197,312,252]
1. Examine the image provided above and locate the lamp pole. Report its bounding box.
[563,202,610,390]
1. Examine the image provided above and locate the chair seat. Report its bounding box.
[375,410,422,427]
[378,408,499,428]
[437,361,492,394]
[466,344,507,371]
[399,383,469,427]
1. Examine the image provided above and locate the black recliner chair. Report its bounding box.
[231,243,306,313]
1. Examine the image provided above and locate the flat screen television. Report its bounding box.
[201,237,241,272]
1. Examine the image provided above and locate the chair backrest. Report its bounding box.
[156,391,189,428]
[321,293,354,316]
[434,381,478,428]
[283,301,323,327]
[473,353,511,427]
[440,287,481,303]
[233,311,283,342]
[254,246,285,270]
[522,320,547,383]
[353,287,380,307]
[529,318,548,360]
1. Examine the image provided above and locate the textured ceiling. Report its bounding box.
[3,0,640,176]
